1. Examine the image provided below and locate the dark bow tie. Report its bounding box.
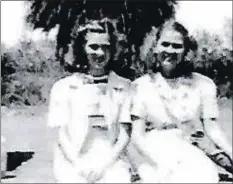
[84,75,108,84]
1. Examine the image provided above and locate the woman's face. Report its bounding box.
[154,27,185,77]
[84,31,111,76]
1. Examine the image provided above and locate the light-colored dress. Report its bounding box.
[130,72,219,183]
[47,71,132,183]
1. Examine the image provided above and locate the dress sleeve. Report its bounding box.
[130,83,147,120]
[47,81,69,128]
[200,79,219,120]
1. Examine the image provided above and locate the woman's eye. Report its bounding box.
[172,43,183,49]
[161,42,171,47]
[101,45,110,50]
[89,44,110,50]
[89,44,100,50]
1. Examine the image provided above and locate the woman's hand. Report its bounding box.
[86,167,105,183]
[87,158,114,183]
[209,150,233,174]
[203,118,232,158]
[79,154,114,182]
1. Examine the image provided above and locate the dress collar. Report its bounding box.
[84,74,108,84]
[150,72,193,101]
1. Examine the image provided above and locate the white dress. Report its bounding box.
[47,71,132,183]
[130,72,219,183]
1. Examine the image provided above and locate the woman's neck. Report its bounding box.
[160,70,180,79]
[89,68,109,77]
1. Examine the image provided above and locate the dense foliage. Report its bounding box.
[1,40,67,106]
[26,0,176,66]
[1,1,232,106]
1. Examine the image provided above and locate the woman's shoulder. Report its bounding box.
[51,73,85,92]
[131,74,153,96]
[132,74,151,86]
[192,72,217,88]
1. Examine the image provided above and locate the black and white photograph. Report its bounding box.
[1,0,232,183]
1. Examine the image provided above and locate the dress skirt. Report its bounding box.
[134,129,219,183]
[53,127,131,183]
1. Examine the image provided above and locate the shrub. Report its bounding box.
[1,39,67,106]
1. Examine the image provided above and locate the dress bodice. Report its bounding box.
[131,72,219,132]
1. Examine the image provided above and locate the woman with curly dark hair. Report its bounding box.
[47,18,132,183]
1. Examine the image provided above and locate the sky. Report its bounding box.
[175,1,232,34]
[1,1,232,48]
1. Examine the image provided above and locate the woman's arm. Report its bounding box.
[58,127,80,165]
[48,81,78,163]
[131,116,157,167]
[105,123,131,168]
[200,78,232,159]
[58,119,90,168]
[48,80,91,170]
[103,78,132,167]
[67,102,91,168]
[202,118,232,159]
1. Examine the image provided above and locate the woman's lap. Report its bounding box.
[53,128,219,183]
[53,141,131,183]
[54,158,130,183]
[134,129,219,183]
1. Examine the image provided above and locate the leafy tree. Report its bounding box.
[26,0,177,71]
[193,30,233,97]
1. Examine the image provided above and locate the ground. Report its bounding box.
[1,98,232,183]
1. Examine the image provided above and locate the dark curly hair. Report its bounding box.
[64,19,134,79]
